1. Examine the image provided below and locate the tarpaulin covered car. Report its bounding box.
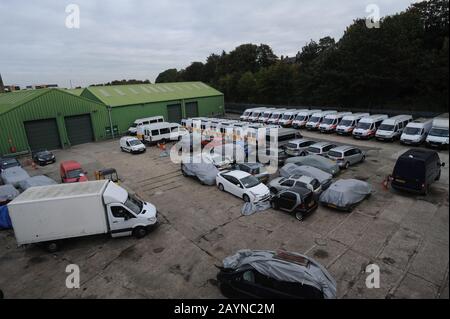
[217,249,337,299]
[0,184,20,205]
[0,167,30,188]
[181,158,220,186]
[319,179,372,212]
[280,164,333,189]
[18,175,57,191]
[285,155,340,176]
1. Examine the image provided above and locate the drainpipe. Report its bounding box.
[108,106,115,139]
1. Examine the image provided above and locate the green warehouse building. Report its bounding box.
[0,82,224,156]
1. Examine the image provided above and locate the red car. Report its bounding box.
[60,161,88,183]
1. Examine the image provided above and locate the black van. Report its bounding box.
[391,149,445,195]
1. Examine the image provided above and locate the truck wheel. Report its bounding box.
[46,242,59,253]
[295,212,304,221]
[133,227,147,239]
[243,194,250,202]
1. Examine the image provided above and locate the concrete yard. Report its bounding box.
[0,126,448,299]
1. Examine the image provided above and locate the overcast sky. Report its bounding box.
[0,0,416,88]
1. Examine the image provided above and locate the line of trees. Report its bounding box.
[156,0,449,112]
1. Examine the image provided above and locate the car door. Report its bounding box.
[107,204,137,237]
[278,191,298,211]
[352,149,363,164]
[228,176,245,198]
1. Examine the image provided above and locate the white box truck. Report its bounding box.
[8,180,158,252]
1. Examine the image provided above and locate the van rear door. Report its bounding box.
[393,158,425,191]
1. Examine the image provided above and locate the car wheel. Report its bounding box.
[361,155,366,163]
[295,212,304,221]
[436,172,441,181]
[218,183,225,191]
[345,162,350,169]
[301,151,307,157]
[45,242,59,253]
[243,194,250,202]
[120,147,125,152]
[270,187,278,194]
[133,226,147,239]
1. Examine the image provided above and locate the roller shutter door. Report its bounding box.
[24,119,61,151]
[185,102,199,118]
[65,114,94,146]
[167,104,182,123]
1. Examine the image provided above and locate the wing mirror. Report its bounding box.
[441,163,446,167]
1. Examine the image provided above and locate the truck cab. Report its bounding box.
[60,161,88,183]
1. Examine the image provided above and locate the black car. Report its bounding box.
[217,250,336,299]
[0,157,21,172]
[32,149,56,166]
[270,186,318,221]
[391,149,445,195]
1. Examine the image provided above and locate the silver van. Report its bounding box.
[285,139,317,157]
[327,146,365,169]
[307,142,337,157]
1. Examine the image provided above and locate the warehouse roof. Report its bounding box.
[82,82,223,107]
[65,88,84,96]
[0,89,49,115]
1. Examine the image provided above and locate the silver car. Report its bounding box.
[307,142,337,157]
[269,174,322,196]
[285,139,317,157]
[327,146,366,169]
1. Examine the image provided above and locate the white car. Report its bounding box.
[216,170,271,202]
[204,152,232,171]
[120,136,146,154]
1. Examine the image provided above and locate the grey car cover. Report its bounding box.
[223,249,337,299]
[319,179,372,209]
[280,164,332,188]
[241,200,271,216]
[18,175,57,191]
[0,184,20,203]
[182,162,219,186]
[285,155,340,176]
[1,167,30,188]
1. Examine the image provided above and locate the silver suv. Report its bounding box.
[285,139,317,157]
[307,142,337,157]
[327,146,366,169]
[269,174,322,196]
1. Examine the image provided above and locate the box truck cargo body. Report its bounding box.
[8,180,157,250]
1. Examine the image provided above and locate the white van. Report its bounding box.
[120,136,146,154]
[257,109,279,124]
[279,109,308,127]
[401,118,433,145]
[306,111,338,130]
[140,122,188,144]
[182,117,208,132]
[267,109,290,125]
[375,115,413,141]
[128,116,164,135]
[248,109,268,123]
[240,108,261,121]
[319,112,352,133]
[426,113,449,148]
[336,113,370,135]
[353,114,388,139]
[292,110,321,129]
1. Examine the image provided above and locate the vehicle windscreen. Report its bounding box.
[131,123,138,128]
[243,111,251,116]
[394,158,425,181]
[270,113,281,119]
[404,127,422,135]
[66,168,84,179]
[323,118,334,125]
[309,116,320,123]
[311,179,321,190]
[240,176,261,188]
[429,128,449,137]
[124,195,143,215]
[379,124,395,131]
[357,122,371,130]
[295,115,306,121]
[327,151,342,158]
[282,114,291,120]
[339,120,353,127]
[1,159,19,169]
[286,143,298,149]
[307,147,320,154]
[129,140,142,146]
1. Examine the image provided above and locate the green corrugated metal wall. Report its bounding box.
[110,95,224,134]
[0,90,110,155]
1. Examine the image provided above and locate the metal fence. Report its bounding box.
[225,102,442,118]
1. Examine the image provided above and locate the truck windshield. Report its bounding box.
[124,195,143,215]
[357,122,371,130]
[309,117,320,123]
[295,115,306,121]
[323,118,334,124]
[131,123,138,128]
[129,140,142,146]
[404,127,421,135]
[282,114,291,120]
[339,120,353,127]
[429,128,449,137]
[379,124,395,131]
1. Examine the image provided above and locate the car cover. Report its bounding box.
[0,205,12,229]
[241,200,271,216]
[285,155,340,176]
[182,162,219,186]
[223,250,337,299]
[319,179,372,209]
[280,164,332,183]
[18,175,57,191]
[0,167,30,188]
[0,185,20,204]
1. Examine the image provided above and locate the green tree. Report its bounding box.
[155,69,179,83]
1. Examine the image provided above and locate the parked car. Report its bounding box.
[279,164,333,190]
[269,175,322,196]
[216,170,271,203]
[285,139,316,157]
[217,250,337,299]
[32,149,56,166]
[250,147,289,167]
[319,179,372,212]
[1,166,30,188]
[426,114,449,148]
[326,146,365,169]
[286,155,340,176]
[307,142,337,157]
[391,149,445,195]
[0,157,21,172]
[181,157,219,186]
[234,163,270,183]
[60,160,88,183]
[270,187,318,221]
[7,180,158,252]
[120,136,146,154]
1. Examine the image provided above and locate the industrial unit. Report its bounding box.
[80,82,224,135]
[0,82,224,156]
